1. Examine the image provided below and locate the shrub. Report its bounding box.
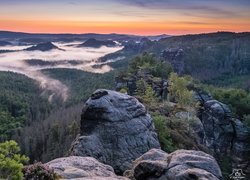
[204,86,250,118]
[129,53,173,79]
[152,113,175,152]
[168,73,195,107]
[152,62,173,79]
[136,80,157,104]
[119,87,128,94]
[23,162,59,180]
[129,53,157,74]
[0,140,29,180]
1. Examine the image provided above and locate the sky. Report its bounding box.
[0,0,250,35]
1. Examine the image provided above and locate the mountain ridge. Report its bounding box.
[0,30,170,41]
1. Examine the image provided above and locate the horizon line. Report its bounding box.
[0,30,249,37]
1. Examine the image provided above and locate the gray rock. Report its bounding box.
[125,148,222,180]
[198,99,250,176]
[201,100,234,155]
[46,156,128,180]
[70,89,160,174]
[161,48,185,75]
[193,90,213,104]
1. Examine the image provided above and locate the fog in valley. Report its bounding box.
[0,42,123,101]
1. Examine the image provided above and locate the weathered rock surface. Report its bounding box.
[125,148,222,180]
[70,89,160,174]
[46,156,128,180]
[194,90,250,176]
[161,48,185,75]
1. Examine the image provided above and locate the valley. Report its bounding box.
[0,31,250,179]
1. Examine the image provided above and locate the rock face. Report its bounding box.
[46,156,128,180]
[201,100,234,154]
[125,148,222,180]
[115,69,168,99]
[70,89,161,174]
[195,90,250,176]
[161,48,184,75]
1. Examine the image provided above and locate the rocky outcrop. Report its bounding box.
[46,156,128,179]
[115,69,168,99]
[161,48,184,75]
[201,100,234,155]
[70,89,160,174]
[125,148,222,180]
[194,90,250,176]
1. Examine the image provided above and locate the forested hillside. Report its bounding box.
[159,32,250,82]
[103,32,250,90]
[42,69,116,105]
[0,72,52,141]
[0,69,117,162]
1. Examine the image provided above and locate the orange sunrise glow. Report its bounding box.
[0,0,250,35]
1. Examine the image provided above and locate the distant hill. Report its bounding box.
[146,34,170,41]
[78,38,117,48]
[25,42,63,51]
[18,38,47,44]
[24,59,83,66]
[158,32,250,81]
[0,31,171,43]
[0,40,12,46]
[101,31,250,89]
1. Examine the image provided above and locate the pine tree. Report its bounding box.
[0,140,29,180]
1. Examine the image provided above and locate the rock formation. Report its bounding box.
[125,148,222,180]
[115,69,168,99]
[200,99,250,174]
[46,156,128,179]
[161,48,184,75]
[194,90,250,176]
[70,89,161,174]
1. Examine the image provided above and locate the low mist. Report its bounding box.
[0,42,123,101]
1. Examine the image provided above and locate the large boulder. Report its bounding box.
[46,156,128,179]
[125,149,222,180]
[70,89,160,174]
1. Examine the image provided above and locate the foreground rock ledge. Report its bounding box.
[125,149,222,180]
[70,89,160,174]
[46,156,128,180]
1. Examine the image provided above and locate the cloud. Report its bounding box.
[115,0,250,18]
